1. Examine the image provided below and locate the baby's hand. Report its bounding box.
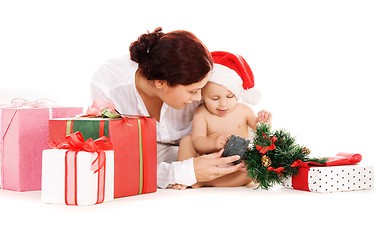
[257,110,272,124]
[215,134,231,150]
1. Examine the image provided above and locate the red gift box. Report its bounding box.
[49,116,157,198]
[283,153,374,192]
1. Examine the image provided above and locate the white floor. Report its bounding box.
[1,184,373,240]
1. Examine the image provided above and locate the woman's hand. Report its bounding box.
[193,149,243,182]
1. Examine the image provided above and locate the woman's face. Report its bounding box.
[161,74,209,110]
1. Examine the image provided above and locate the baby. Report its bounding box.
[174,51,272,189]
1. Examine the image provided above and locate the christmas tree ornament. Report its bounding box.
[243,123,327,190]
[301,146,311,155]
[261,155,272,167]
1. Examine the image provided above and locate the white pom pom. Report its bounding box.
[241,88,262,105]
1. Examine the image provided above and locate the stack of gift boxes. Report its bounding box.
[1,99,373,206]
[1,99,157,205]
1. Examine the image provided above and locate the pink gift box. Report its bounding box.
[0,107,82,191]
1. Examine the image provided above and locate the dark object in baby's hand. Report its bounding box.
[222,135,250,165]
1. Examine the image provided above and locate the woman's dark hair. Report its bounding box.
[129,27,213,86]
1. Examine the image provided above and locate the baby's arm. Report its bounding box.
[244,104,259,131]
[244,104,272,130]
[191,107,229,154]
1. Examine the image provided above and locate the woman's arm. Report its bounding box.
[157,149,243,188]
[193,149,243,182]
[157,158,197,189]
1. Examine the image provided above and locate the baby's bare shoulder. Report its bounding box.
[193,104,210,119]
[234,102,256,118]
[235,102,254,113]
[236,102,252,110]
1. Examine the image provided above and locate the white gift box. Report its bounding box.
[42,149,114,205]
[283,165,374,193]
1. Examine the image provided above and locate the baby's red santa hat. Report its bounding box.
[210,51,261,105]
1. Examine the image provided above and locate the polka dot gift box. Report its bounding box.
[283,153,374,193]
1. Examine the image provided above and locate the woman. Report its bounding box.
[91,27,242,189]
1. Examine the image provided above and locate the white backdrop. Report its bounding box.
[2,0,373,161]
[1,1,374,239]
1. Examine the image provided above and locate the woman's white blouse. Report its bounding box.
[90,55,200,188]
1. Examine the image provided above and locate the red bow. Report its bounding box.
[256,144,276,154]
[256,134,278,155]
[291,159,303,168]
[290,153,362,169]
[267,166,285,175]
[48,131,113,173]
[83,99,120,118]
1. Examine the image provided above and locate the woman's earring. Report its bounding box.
[155,80,167,90]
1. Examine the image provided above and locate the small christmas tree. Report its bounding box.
[243,123,327,190]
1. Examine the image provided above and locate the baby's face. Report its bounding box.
[202,82,237,117]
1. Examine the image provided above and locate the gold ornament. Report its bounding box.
[301,147,311,155]
[261,155,272,167]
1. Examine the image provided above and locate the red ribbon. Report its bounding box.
[48,131,113,173]
[256,144,276,154]
[291,153,362,191]
[290,159,303,168]
[267,166,285,175]
[48,131,113,205]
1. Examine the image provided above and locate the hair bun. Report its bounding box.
[129,27,164,64]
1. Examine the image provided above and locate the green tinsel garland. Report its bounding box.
[243,123,327,190]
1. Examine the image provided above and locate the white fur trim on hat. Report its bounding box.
[241,88,262,105]
[209,63,261,105]
[209,63,243,99]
